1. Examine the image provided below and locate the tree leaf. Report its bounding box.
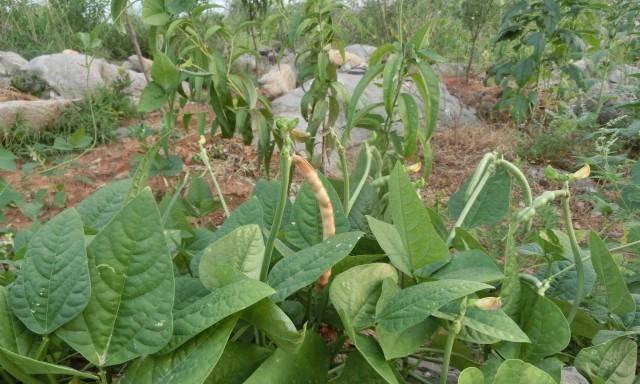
[142,0,170,25]
[382,53,403,115]
[284,175,350,250]
[56,189,175,367]
[589,231,636,314]
[575,336,637,384]
[151,52,179,91]
[243,332,328,384]
[160,275,273,354]
[411,61,440,140]
[448,167,512,229]
[198,225,265,288]
[268,231,363,302]
[138,82,168,112]
[377,279,492,333]
[424,250,503,283]
[9,209,89,335]
[388,163,448,271]
[492,359,556,384]
[75,179,131,230]
[367,216,411,275]
[330,263,398,333]
[241,299,305,352]
[205,342,271,384]
[0,148,17,172]
[120,316,235,384]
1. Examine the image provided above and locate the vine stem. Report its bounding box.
[562,182,584,324]
[198,137,230,217]
[34,335,49,361]
[98,367,109,384]
[261,142,293,282]
[440,325,458,384]
[446,169,491,247]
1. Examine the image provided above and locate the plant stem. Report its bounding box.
[35,335,49,361]
[98,367,109,384]
[440,326,457,384]
[609,239,640,253]
[261,143,293,282]
[562,182,584,324]
[446,169,491,246]
[337,139,350,214]
[497,159,533,231]
[199,138,230,217]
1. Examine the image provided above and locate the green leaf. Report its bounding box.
[435,306,529,343]
[142,0,170,26]
[151,51,180,92]
[253,180,291,231]
[492,359,556,384]
[0,286,36,356]
[425,250,503,283]
[330,263,398,333]
[389,163,448,271]
[9,209,89,334]
[536,259,596,302]
[353,333,399,384]
[367,216,411,275]
[285,175,349,249]
[268,231,364,302]
[120,316,236,384]
[398,93,419,158]
[243,332,328,384]
[0,148,17,172]
[576,337,637,384]
[519,289,570,363]
[448,167,512,229]
[0,346,98,380]
[205,342,271,384]
[411,61,440,140]
[199,225,265,288]
[75,179,131,230]
[589,231,636,315]
[160,275,273,354]
[190,197,264,272]
[56,189,175,367]
[139,82,168,112]
[377,279,492,333]
[458,367,485,384]
[383,53,403,115]
[375,279,437,360]
[241,299,305,352]
[334,349,389,383]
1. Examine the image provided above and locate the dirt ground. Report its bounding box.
[0,76,606,234]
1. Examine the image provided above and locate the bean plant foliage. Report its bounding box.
[0,1,639,384]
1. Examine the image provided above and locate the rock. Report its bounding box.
[258,64,297,100]
[62,49,79,55]
[328,49,365,70]
[561,367,588,384]
[0,51,28,87]
[122,54,152,74]
[0,99,75,131]
[432,62,467,77]
[20,53,147,99]
[345,44,377,63]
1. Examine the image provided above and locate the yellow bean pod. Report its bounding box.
[292,154,335,289]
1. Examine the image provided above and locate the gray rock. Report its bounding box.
[0,99,75,131]
[122,54,152,74]
[432,62,467,77]
[345,44,377,63]
[0,51,28,87]
[20,53,146,99]
[561,367,589,384]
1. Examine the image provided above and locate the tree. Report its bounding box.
[460,0,497,81]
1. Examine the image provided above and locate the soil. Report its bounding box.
[0,76,609,236]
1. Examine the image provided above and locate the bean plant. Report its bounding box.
[0,0,638,383]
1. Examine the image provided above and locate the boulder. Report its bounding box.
[328,49,365,70]
[0,51,28,87]
[258,64,297,100]
[122,54,152,74]
[20,53,147,99]
[345,44,377,63]
[0,99,75,132]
